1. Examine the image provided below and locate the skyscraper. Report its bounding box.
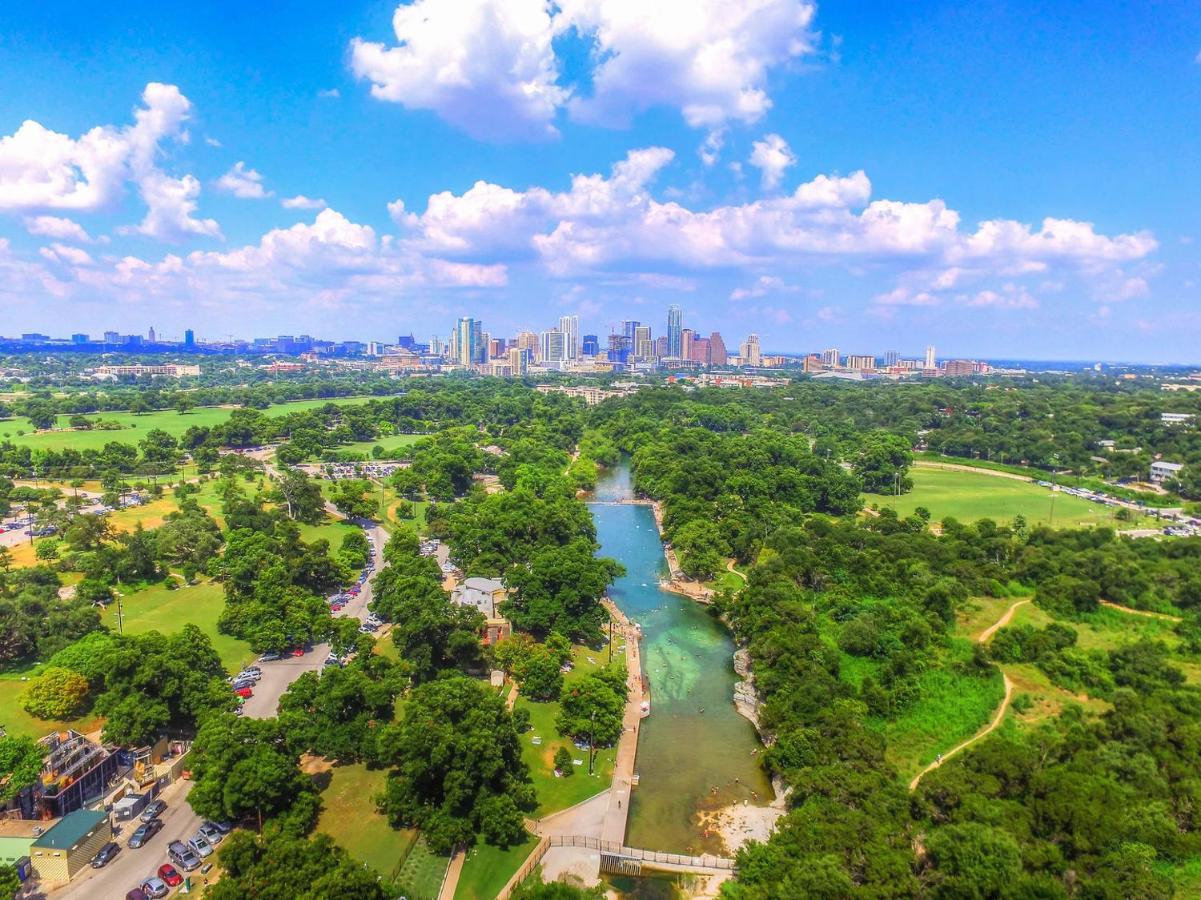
[925,345,936,369]
[633,325,653,360]
[740,334,762,366]
[884,349,899,367]
[666,305,683,358]
[183,329,195,348]
[541,329,567,365]
[558,315,579,359]
[821,348,840,367]
[455,317,479,367]
[581,334,599,356]
[681,328,695,361]
[709,332,728,366]
[148,326,156,343]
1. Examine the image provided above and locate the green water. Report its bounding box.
[590,464,771,855]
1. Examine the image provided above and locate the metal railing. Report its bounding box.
[545,835,735,871]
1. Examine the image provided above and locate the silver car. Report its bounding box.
[189,834,214,858]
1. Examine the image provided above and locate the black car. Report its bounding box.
[128,817,164,848]
[90,841,121,868]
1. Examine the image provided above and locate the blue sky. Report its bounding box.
[1,0,1199,362]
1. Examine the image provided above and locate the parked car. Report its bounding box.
[234,686,253,699]
[168,840,202,871]
[125,890,148,900]
[157,864,183,887]
[231,678,256,691]
[241,665,262,676]
[258,651,282,662]
[140,877,169,898]
[189,834,214,858]
[139,799,167,822]
[198,822,224,844]
[90,841,121,868]
[213,821,233,834]
[128,818,164,848]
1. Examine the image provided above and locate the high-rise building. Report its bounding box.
[821,348,840,367]
[689,337,711,365]
[924,345,936,369]
[148,326,156,343]
[455,317,481,366]
[516,331,540,362]
[367,341,384,357]
[429,335,445,357]
[680,328,695,361]
[622,320,641,343]
[633,325,653,360]
[71,333,90,344]
[508,346,530,375]
[884,349,899,367]
[847,355,876,370]
[667,305,683,358]
[581,334,599,356]
[709,332,728,366]
[183,329,195,348]
[103,331,120,344]
[541,329,567,365]
[740,334,762,367]
[488,338,504,360]
[397,334,416,349]
[558,315,580,359]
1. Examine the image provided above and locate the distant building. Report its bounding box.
[709,332,728,366]
[944,360,976,377]
[667,304,683,358]
[884,349,899,366]
[70,333,89,345]
[147,326,156,343]
[183,329,195,348]
[1161,413,1195,426]
[821,348,840,367]
[740,334,762,367]
[540,329,568,366]
[95,363,200,378]
[633,325,653,360]
[581,334,599,356]
[1150,461,1184,484]
[558,315,579,359]
[846,355,876,370]
[924,345,937,369]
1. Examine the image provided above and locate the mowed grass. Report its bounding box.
[341,433,424,457]
[397,837,451,900]
[0,676,102,739]
[517,643,622,817]
[298,517,359,549]
[865,465,1138,528]
[316,764,417,884]
[0,396,374,452]
[99,577,253,673]
[454,830,537,900]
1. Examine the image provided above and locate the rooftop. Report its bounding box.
[32,809,106,850]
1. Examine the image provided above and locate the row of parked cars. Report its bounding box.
[88,797,231,899]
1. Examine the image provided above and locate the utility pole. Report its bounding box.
[588,710,597,775]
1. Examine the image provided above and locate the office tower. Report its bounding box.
[740,334,762,366]
[884,349,899,367]
[397,334,416,349]
[148,326,156,343]
[924,345,936,369]
[581,334,599,356]
[633,325,653,360]
[488,338,504,360]
[708,332,728,366]
[622,320,641,343]
[516,331,540,362]
[680,328,695,361]
[541,329,567,364]
[847,355,876,370]
[103,330,120,343]
[183,329,195,348]
[508,346,530,375]
[480,331,491,362]
[821,348,840,367]
[558,315,580,359]
[71,333,90,344]
[367,341,383,357]
[667,304,683,358]
[689,337,711,364]
[455,317,480,366]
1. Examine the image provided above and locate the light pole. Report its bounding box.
[588,710,597,776]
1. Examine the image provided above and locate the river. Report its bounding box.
[590,463,771,856]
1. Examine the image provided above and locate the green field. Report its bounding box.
[316,764,419,885]
[396,837,451,900]
[865,465,1142,528]
[0,397,373,451]
[100,577,253,672]
[454,831,536,900]
[0,676,102,739]
[340,433,424,456]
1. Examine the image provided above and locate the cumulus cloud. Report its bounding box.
[39,243,95,267]
[24,215,97,243]
[749,133,796,190]
[215,161,273,199]
[350,0,566,140]
[351,0,817,139]
[281,194,328,210]
[0,82,220,242]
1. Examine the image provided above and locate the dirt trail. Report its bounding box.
[976,599,1031,643]
[726,559,747,582]
[1099,599,1182,622]
[913,460,1033,482]
[910,596,1028,790]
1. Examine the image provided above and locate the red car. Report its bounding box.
[157,864,183,887]
[234,686,253,699]
[290,647,305,657]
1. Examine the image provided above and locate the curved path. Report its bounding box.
[726,559,747,583]
[909,598,1028,790]
[1099,599,1182,622]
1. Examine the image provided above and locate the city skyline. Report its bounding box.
[1,3,1199,362]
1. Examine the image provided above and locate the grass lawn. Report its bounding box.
[396,837,451,900]
[298,517,358,549]
[870,643,1006,779]
[454,831,537,900]
[316,764,417,884]
[100,577,253,672]
[0,676,101,739]
[865,465,1142,528]
[517,643,622,816]
[1004,662,1110,727]
[341,433,424,457]
[0,397,373,452]
[956,596,1027,642]
[1009,602,1181,654]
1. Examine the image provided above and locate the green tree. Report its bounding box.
[21,666,91,719]
[0,736,46,803]
[275,469,326,524]
[209,830,386,900]
[555,667,626,749]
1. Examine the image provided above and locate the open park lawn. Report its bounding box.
[316,764,429,889]
[0,396,373,452]
[340,433,424,457]
[454,830,537,900]
[864,465,1141,528]
[0,675,101,739]
[100,577,253,672]
[517,643,623,816]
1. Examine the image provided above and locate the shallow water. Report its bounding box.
[590,464,770,855]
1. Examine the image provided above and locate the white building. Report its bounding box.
[740,334,762,367]
[1150,460,1184,484]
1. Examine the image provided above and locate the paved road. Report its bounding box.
[241,521,388,719]
[47,780,203,900]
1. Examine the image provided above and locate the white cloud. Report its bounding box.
[965,286,1039,309]
[39,242,94,266]
[215,161,273,199]
[557,0,817,128]
[730,275,795,300]
[351,0,817,139]
[748,133,796,190]
[350,0,566,140]
[123,171,222,242]
[204,137,222,148]
[282,194,328,210]
[24,215,96,243]
[875,287,939,307]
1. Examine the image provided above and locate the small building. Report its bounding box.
[0,818,48,867]
[1161,412,1195,426]
[451,577,512,646]
[1150,461,1184,484]
[29,809,111,884]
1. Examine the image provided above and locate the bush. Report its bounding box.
[22,667,91,719]
[554,746,574,776]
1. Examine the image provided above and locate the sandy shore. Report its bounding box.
[696,796,787,855]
